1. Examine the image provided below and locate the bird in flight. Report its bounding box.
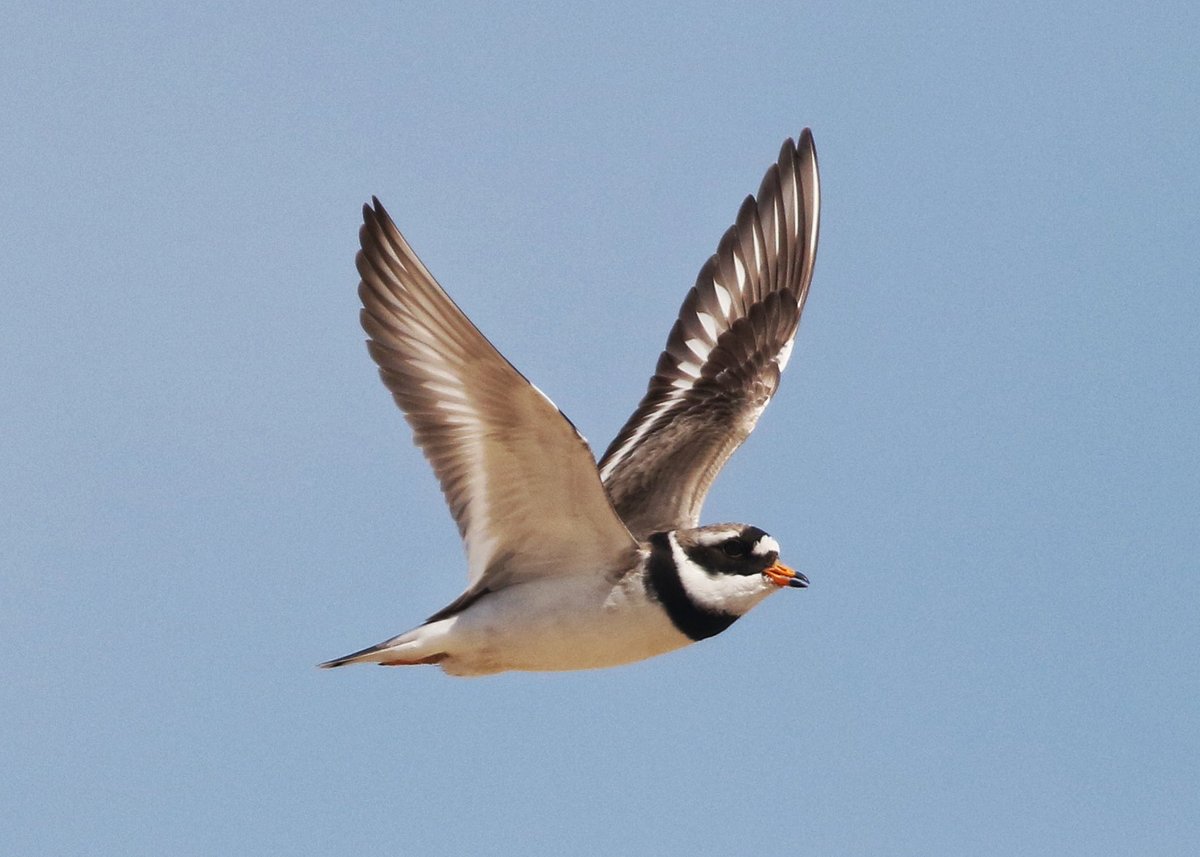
[322,130,820,677]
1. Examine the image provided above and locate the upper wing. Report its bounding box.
[597,131,820,538]
[357,199,639,592]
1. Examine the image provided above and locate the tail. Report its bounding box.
[318,630,447,669]
[318,641,395,669]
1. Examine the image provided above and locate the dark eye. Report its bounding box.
[721,539,748,558]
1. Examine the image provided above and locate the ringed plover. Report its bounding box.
[322,130,820,676]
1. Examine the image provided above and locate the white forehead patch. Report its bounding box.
[752,535,780,557]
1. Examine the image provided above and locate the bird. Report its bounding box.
[321,129,820,677]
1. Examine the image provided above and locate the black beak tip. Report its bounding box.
[789,572,810,589]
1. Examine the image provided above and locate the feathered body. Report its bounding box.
[323,132,821,676]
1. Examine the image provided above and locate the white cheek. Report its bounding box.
[668,533,776,615]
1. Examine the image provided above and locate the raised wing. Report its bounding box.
[598,131,820,538]
[358,199,639,592]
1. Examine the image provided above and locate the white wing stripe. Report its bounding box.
[752,224,764,275]
[597,393,684,480]
[597,132,820,538]
[774,337,795,372]
[418,363,465,385]
[684,338,710,361]
[359,198,640,594]
[714,283,732,316]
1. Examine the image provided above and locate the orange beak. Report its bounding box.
[763,560,809,589]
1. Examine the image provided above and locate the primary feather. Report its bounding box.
[598,131,821,538]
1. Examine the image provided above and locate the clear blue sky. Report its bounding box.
[3,3,1197,855]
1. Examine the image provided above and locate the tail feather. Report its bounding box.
[321,619,457,669]
[319,628,449,669]
[318,641,394,669]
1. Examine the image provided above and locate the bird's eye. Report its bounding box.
[721,539,748,558]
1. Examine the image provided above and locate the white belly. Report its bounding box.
[415,575,692,676]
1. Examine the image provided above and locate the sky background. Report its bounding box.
[3,3,1198,855]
